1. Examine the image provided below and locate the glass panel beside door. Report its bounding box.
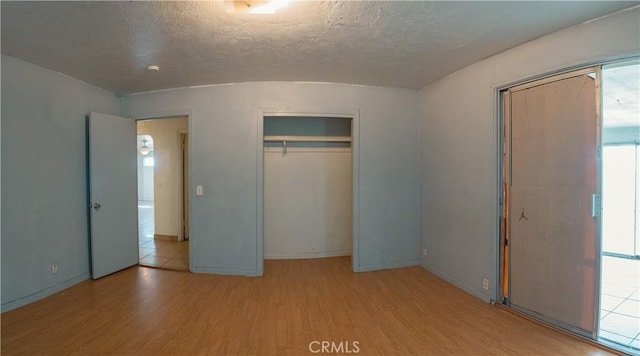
[602,144,639,258]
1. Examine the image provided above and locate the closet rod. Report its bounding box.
[263,135,351,143]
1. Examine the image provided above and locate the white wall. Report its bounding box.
[121,82,421,275]
[137,117,188,238]
[1,55,120,311]
[419,7,640,301]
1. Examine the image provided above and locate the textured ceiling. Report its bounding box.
[1,1,637,95]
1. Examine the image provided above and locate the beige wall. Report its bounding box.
[137,117,188,238]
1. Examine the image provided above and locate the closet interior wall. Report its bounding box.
[263,117,353,260]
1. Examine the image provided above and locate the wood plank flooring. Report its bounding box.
[1,257,613,355]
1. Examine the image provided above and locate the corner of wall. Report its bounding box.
[420,261,491,303]
[1,56,119,311]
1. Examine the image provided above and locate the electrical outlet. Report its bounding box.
[422,248,427,256]
[482,278,489,290]
[51,262,58,274]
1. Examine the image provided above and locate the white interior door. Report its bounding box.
[508,71,599,336]
[88,112,138,279]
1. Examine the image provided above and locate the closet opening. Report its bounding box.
[258,113,358,274]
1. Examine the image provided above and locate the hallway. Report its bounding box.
[138,200,189,271]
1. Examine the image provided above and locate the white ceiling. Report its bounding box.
[1,1,637,95]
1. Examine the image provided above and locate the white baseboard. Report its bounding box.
[420,261,491,303]
[355,258,420,272]
[190,266,261,277]
[1,272,90,312]
[264,250,351,260]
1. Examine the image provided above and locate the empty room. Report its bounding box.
[1,1,639,355]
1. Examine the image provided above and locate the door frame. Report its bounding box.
[495,66,603,339]
[256,109,360,275]
[178,129,189,241]
[132,110,193,267]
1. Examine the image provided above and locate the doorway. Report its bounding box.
[136,117,190,271]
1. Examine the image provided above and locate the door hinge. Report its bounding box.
[591,193,601,217]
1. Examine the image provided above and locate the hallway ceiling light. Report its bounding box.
[140,139,152,155]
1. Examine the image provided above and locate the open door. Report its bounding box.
[88,112,138,279]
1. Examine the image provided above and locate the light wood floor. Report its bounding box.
[1,257,614,355]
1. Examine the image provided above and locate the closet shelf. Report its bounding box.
[264,135,351,143]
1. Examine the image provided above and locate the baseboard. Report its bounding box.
[264,250,351,260]
[154,234,178,241]
[355,258,420,272]
[191,266,261,277]
[420,261,491,303]
[1,272,90,312]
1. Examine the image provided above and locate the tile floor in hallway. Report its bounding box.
[139,236,189,271]
[138,200,189,271]
[599,255,640,353]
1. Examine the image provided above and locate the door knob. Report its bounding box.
[93,203,102,210]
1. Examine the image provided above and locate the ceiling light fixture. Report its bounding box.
[249,0,290,14]
[147,65,160,71]
[139,139,152,155]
